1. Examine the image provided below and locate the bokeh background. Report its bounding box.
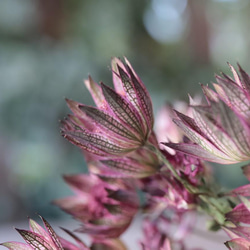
[1,0,250,227]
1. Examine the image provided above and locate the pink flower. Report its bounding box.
[165,64,250,164]
[53,174,139,239]
[61,58,154,157]
[1,216,88,250]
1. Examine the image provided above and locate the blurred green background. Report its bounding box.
[1,0,250,223]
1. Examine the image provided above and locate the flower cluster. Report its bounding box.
[3,59,250,250]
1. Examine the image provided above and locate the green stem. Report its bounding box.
[144,143,226,225]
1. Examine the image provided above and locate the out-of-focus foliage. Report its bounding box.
[1,0,250,223]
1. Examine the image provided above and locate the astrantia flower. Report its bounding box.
[53,174,139,239]
[1,216,88,250]
[164,64,250,164]
[61,57,154,157]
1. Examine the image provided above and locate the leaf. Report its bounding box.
[163,142,232,164]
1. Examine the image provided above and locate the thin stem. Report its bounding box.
[144,142,226,225]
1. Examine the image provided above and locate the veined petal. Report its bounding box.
[201,84,219,103]
[101,158,158,178]
[29,219,51,243]
[237,63,250,96]
[84,76,106,109]
[228,63,242,87]
[217,104,250,157]
[116,65,148,134]
[163,142,232,164]
[40,217,63,250]
[111,57,127,96]
[1,242,33,250]
[15,229,54,250]
[214,78,250,119]
[229,184,250,197]
[173,115,231,161]
[126,63,154,131]
[59,228,89,250]
[226,203,250,224]
[79,105,140,141]
[101,83,144,139]
[61,129,136,156]
[191,107,242,160]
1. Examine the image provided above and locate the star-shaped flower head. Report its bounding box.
[61,58,154,157]
[164,64,250,164]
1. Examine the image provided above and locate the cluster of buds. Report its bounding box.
[3,59,250,250]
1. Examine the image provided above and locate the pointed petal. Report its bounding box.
[126,62,154,130]
[84,76,106,108]
[226,203,250,224]
[214,78,250,119]
[191,106,242,160]
[59,228,89,250]
[163,142,232,163]
[201,84,219,103]
[101,158,157,178]
[61,129,135,156]
[229,184,250,197]
[65,99,84,117]
[229,226,250,239]
[29,219,50,242]
[228,63,241,87]
[116,65,148,134]
[1,242,33,250]
[242,165,250,181]
[172,112,232,162]
[111,57,126,96]
[15,229,53,249]
[101,83,144,138]
[217,104,250,157]
[79,105,140,141]
[238,63,250,96]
